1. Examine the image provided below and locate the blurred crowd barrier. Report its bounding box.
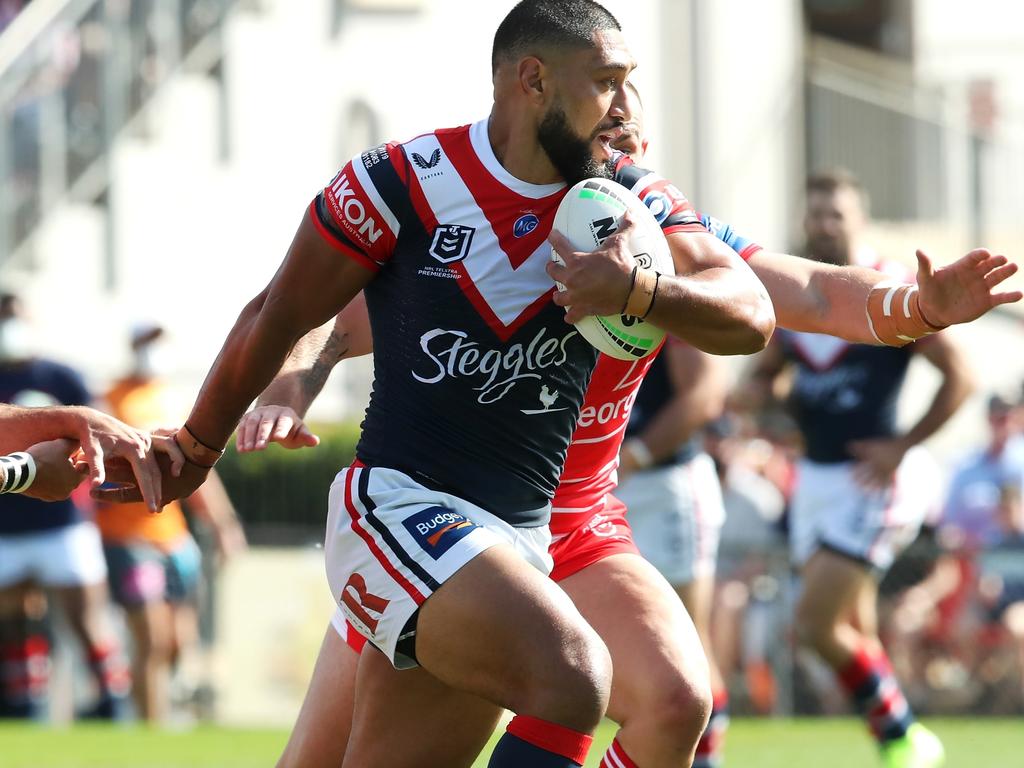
[0,0,239,266]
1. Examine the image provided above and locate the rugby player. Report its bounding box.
[242,80,1017,768]
[95,2,775,765]
[746,170,973,768]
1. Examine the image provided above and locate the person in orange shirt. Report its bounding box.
[96,324,246,722]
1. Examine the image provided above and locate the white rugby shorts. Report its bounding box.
[325,465,552,669]
[0,521,108,588]
[616,452,726,585]
[789,446,941,572]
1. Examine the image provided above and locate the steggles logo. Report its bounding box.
[412,326,577,406]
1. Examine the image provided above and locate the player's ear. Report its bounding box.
[518,56,546,102]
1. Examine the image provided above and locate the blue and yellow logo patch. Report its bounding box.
[402,507,479,560]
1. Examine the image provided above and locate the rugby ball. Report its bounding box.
[550,178,674,360]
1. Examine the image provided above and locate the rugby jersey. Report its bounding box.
[313,119,704,525]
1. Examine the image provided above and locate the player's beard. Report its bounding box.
[537,104,613,186]
[807,235,850,266]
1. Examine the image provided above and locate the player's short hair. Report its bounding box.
[492,0,621,75]
[807,168,869,212]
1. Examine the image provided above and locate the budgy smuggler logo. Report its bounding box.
[402,507,479,560]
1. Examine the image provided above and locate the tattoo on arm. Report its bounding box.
[300,329,351,403]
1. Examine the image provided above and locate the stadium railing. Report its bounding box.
[0,0,246,271]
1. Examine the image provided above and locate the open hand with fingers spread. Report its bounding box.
[917,248,1022,327]
[236,405,320,453]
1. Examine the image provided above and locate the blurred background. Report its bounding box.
[0,0,1022,733]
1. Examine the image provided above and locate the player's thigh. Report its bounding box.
[797,548,875,630]
[344,645,502,768]
[415,543,608,715]
[560,552,710,725]
[277,624,360,768]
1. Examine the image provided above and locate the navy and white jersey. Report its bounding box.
[312,119,705,525]
[0,359,91,534]
[778,330,916,463]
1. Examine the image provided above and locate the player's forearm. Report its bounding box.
[185,292,315,451]
[256,295,372,417]
[749,252,886,344]
[0,405,83,453]
[637,397,719,462]
[255,321,338,417]
[646,267,775,355]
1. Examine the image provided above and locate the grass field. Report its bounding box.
[2,718,1021,767]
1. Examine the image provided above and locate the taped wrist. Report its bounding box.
[865,282,946,346]
[624,268,658,318]
[0,452,37,494]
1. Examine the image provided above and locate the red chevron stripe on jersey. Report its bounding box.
[436,127,560,269]
[402,122,568,342]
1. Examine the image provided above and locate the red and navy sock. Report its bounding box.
[0,616,49,719]
[693,688,730,768]
[838,645,913,744]
[83,641,130,718]
[488,715,593,767]
[600,737,638,767]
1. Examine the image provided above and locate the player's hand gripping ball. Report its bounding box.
[551,178,674,360]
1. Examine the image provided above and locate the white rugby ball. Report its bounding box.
[551,178,674,360]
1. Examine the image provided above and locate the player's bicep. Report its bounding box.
[665,230,752,276]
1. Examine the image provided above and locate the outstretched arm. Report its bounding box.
[748,248,1020,344]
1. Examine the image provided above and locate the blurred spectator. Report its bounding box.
[976,484,1024,706]
[943,394,1024,549]
[0,293,129,720]
[707,413,788,715]
[95,323,246,722]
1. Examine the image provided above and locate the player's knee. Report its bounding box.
[642,665,713,748]
[520,624,612,731]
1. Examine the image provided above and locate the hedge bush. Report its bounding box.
[216,422,361,540]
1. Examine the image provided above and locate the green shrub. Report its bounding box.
[216,422,361,541]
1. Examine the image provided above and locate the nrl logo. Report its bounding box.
[429,224,475,264]
[411,149,441,170]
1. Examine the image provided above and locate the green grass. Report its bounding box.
[1,718,1021,767]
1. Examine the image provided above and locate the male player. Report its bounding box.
[95,3,775,766]
[746,169,974,768]
[243,83,1016,768]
